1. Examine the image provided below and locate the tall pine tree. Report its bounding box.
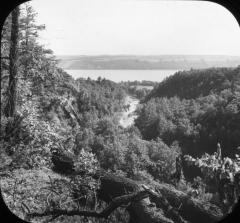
[4,6,20,117]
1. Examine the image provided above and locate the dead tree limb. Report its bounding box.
[28,190,149,220]
[95,172,223,223]
[28,171,224,223]
[154,183,223,223]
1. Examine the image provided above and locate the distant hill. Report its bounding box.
[56,55,240,70]
[145,66,240,100]
[135,66,240,158]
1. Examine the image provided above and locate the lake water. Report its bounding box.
[64,69,179,82]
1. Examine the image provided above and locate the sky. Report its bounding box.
[28,0,240,56]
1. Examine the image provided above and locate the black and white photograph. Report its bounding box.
[1,0,240,222]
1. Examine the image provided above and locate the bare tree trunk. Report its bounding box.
[4,6,20,117]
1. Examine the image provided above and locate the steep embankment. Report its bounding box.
[136,66,240,157]
[146,67,240,100]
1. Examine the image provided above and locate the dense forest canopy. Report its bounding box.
[136,67,240,158]
[1,3,240,223]
[146,67,240,100]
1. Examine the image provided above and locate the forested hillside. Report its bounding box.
[146,67,240,100]
[0,3,240,223]
[136,68,240,157]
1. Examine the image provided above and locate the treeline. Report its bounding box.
[121,80,158,86]
[120,80,157,99]
[136,67,240,158]
[146,67,240,100]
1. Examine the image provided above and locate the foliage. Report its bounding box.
[136,88,240,157]
[146,67,240,100]
[2,2,240,222]
[183,152,240,209]
[74,149,99,174]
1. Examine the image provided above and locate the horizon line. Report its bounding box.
[56,54,240,57]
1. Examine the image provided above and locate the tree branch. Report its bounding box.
[25,172,223,223]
